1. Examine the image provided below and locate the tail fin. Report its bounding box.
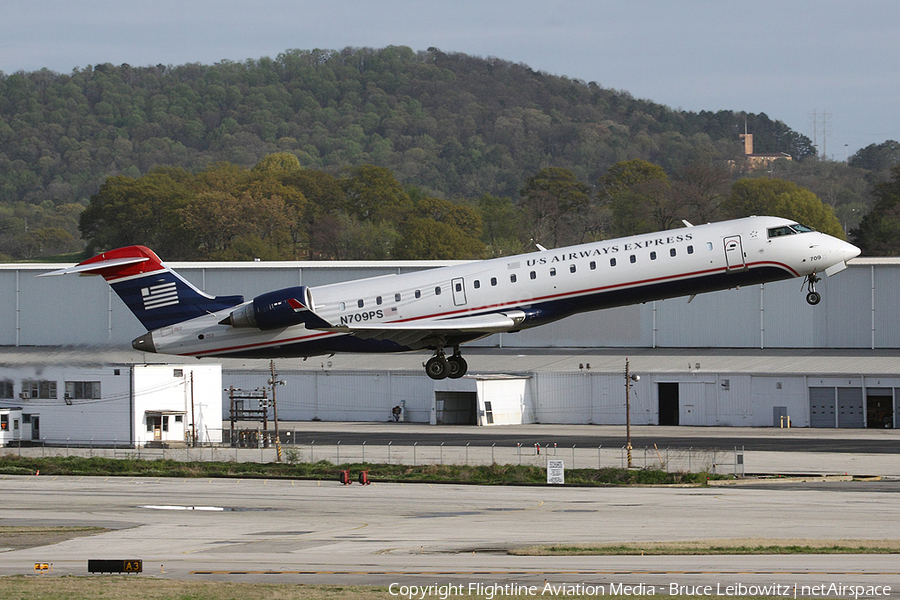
[40,246,244,331]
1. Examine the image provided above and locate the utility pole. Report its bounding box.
[269,360,285,462]
[624,358,640,469]
[190,371,196,447]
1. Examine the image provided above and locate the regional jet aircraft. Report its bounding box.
[43,216,860,379]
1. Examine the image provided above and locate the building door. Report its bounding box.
[866,389,893,428]
[31,416,40,441]
[434,391,477,425]
[837,387,865,428]
[658,383,679,426]
[451,278,467,306]
[809,387,836,428]
[723,235,746,271]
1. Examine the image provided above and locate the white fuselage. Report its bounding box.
[148,216,860,359]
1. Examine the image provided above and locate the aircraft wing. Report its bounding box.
[319,311,526,348]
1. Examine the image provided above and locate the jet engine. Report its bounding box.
[219,286,318,330]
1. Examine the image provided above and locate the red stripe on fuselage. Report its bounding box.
[180,260,798,357]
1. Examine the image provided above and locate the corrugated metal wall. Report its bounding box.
[3,261,896,349]
[224,370,431,422]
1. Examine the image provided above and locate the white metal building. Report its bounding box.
[0,363,222,447]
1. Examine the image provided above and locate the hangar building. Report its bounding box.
[2,257,900,430]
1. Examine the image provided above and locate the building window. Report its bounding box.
[23,380,56,399]
[173,369,183,378]
[1,414,7,430]
[175,415,183,423]
[65,381,101,400]
[0,379,12,399]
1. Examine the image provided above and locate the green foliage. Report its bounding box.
[721,177,845,238]
[0,47,832,261]
[851,164,900,255]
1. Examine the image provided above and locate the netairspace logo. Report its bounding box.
[387,581,894,599]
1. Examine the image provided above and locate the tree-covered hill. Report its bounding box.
[6,46,893,261]
[0,45,813,209]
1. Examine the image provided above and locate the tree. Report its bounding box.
[848,141,900,174]
[477,193,527,256]
[721,177,844,238]
[519,167,590,247]
[79,168,195,257]
[341,164,412,224]
[598,159,682,236]
[851,164,900,255]
[394,196,485,259]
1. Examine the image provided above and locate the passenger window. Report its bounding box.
[530,271,536,280]
[589,261,596,270]
[670,248,676,257]
[376,296,383,305]
[550,268,557,276]
[491,277,497,286]
[435,286,441,295]
[706,242,713,251]
[415,290,421,299]
[455,282,462,292]
[650,251,657,260]
[610,258,616,267]
[357,299,364,308]
[687,245,694,254]
[395,293,401,302]
[474,280,480,289]
[630,255,636,264]
[569,264,576,273]
[510,274,517,283]
[339,302,346,311]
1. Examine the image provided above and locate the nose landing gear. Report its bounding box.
[805,272,822,305]
[424,346,468,380]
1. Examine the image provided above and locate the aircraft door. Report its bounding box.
[723,235,746,271]
[451,278,467,306]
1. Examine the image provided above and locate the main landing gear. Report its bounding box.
[424,346,468,380]
[805,272,822,305]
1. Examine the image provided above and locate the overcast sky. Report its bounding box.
[1,0,897,158]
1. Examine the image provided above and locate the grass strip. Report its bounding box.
[511,540,900,555]
[0,455,727,486]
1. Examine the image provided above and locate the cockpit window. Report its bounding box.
[767,223,815,238]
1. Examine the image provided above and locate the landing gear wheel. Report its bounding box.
[447,355,468,379]
[804,272,822,305]
[425,355,450,380]
[806,291,821,305]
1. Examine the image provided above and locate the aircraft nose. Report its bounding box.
[842,240,862,261]
[132,331,157,353]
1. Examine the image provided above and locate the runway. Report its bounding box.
[2,473,899,593]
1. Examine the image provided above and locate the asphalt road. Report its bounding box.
[3,470,900,591]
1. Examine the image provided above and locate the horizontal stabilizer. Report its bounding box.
[38,256,149,277]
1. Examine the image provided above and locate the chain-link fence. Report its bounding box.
[2,437,740,475]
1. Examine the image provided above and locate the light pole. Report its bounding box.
[625,358,640,468]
